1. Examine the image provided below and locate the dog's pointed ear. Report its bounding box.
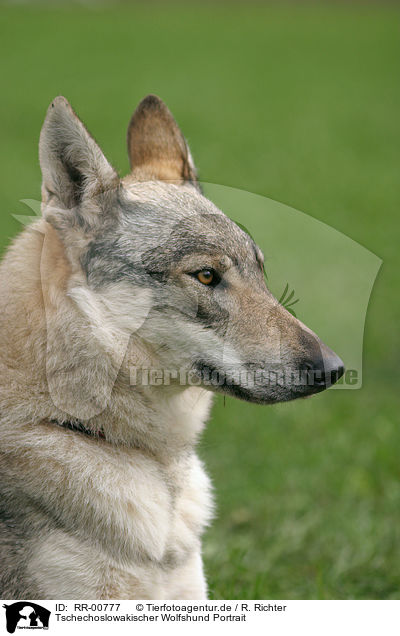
[127,94,200,190]
[39,96,118,210]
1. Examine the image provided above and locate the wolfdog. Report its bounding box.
[0,95,344,599]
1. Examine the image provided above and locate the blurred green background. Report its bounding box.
[0,2,399,599]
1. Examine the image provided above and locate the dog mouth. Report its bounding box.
[193,360,344,404]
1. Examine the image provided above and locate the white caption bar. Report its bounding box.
[1,600,398,635]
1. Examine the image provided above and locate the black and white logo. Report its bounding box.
[2,602,50,634]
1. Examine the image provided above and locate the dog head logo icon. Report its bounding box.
[2,602,50,633]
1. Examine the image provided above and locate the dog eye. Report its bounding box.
[188,268,221,287]
[197,269,214,285]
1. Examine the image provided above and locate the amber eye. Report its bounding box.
[197,269,214,285]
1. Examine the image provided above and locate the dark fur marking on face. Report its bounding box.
[194,300,230,334]
[81,237,156,288]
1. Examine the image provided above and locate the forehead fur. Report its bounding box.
[82,180,261,288]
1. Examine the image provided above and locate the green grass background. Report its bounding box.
[0,2,399,599]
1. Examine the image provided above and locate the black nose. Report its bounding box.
[301,344,344,393]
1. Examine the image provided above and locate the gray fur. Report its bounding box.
[0,95,344,599]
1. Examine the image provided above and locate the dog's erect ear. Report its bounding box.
[127,94,200,190]
[39,96,118,210]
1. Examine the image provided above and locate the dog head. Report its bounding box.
[39,95,344,406]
